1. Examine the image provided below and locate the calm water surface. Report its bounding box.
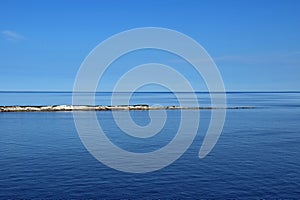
[0,92,299,198]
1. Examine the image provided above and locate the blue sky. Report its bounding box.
[0,0,299,91]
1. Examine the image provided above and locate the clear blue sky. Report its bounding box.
[0,0,299,91]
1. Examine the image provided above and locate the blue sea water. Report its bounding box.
[0,92,300,198]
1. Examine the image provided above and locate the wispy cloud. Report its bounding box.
[213,52,300,66]
[168,52,300,67]
[1,30,25,41]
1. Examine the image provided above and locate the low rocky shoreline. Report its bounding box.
[0,105,255,112]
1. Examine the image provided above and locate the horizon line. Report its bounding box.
[0,90,300,93]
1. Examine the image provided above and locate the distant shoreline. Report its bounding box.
[0,105,255,112]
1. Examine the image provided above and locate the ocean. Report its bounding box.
[0,92,299,198]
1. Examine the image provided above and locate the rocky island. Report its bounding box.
[0,105,256,112]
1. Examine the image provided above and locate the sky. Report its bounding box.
[0,0,300,91]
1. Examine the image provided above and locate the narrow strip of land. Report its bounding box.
[0,105,255,112]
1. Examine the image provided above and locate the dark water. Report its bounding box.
[0,92,300,198]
